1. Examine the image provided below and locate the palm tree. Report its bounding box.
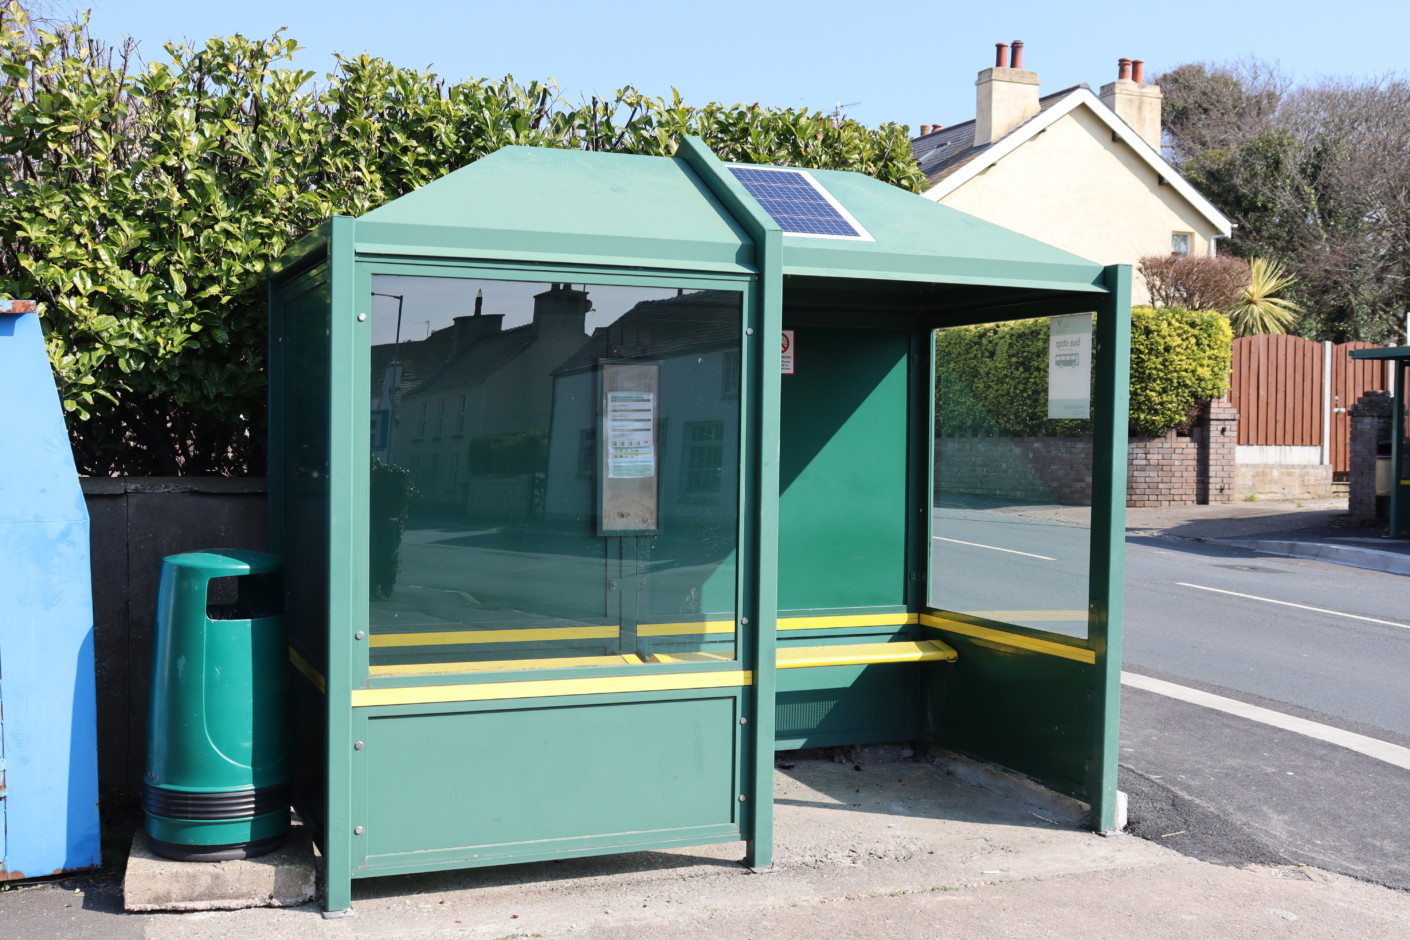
[1225,257,1301,337]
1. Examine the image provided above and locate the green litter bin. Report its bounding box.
[144,549,290,861]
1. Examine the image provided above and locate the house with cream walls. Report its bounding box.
[911,42,1232,304]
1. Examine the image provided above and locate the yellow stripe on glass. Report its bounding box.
[369,654,643,677]
[637,620,736,636]
[776,613,919,631]
[369,625,619,648]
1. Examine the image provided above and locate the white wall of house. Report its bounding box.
[934,106,1224,305]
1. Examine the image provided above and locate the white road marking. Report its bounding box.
[932,536,1055,561]
[1176,583,1410,630]
[1122,672,1410,772]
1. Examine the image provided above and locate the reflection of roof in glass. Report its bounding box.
[370,328,455,398]
[552,291,739,376]
[398,324,538,398]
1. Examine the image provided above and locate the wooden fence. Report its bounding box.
[1229,336,1389,474]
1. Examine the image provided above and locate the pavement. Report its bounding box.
[5,751,1410,938]
[1,497,1405,938]
[1122,496,1410,576]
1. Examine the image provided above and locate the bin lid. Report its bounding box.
[163,549,280,575]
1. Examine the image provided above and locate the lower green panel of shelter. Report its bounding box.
[921,627,1096,802]
[350,690,745,876]
[772,637,958,749]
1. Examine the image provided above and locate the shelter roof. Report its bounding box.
[353,144,1108,297]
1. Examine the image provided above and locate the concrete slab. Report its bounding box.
[122,826,315,912]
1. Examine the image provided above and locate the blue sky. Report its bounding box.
[75,0,1399,131]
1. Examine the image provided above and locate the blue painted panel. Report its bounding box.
[0,309,101,878]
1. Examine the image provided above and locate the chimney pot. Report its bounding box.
[919,124,931,136]
[1118,57,1131,80]
[974,41,1038,147]
[995,42,1009,68]
[1101,60,1163,150]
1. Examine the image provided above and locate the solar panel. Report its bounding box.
[727,166,872,240]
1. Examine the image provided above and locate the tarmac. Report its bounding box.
[1,496,1406,939]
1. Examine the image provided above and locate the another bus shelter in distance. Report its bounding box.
[265,137,1132,915]
[1351,345,1410,537]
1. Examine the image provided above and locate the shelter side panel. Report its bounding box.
[353,692,743,871]
[923,634,1092,801]
[778,326,910,611]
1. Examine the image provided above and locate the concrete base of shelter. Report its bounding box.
[123,824,316,912]
[927,749,1127,832]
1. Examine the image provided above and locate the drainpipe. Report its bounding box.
[1208,233,1227,257]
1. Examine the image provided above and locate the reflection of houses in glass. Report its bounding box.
[545,290,741,531]
[373,285,590,512]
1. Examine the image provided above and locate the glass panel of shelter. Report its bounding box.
[367,274,742,674]
[929,315,1094,639]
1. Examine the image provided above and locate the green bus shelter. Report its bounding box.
[267,138,1131,915]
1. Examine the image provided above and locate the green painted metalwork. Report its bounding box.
[265,137,1133,911]
[325,216,361,914]
[922,633,1093,799]
[677,136,781,870]
[780,168,1107,292]
[779,326,910,611]
[775,663,919,749]
[1088,266,1132,831]
[355,694,741,870]
[356,146,755,274]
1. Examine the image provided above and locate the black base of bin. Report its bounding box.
[146,832,287,862]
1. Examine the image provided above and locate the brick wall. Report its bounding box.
[1349,390,1392,520]
[935,435,1095,505]
[936,399,1237,508]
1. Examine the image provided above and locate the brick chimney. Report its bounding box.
[1100,57,1163,150]
[451,290,503,356]
[531,283,590,337]
[974,40,1040,147]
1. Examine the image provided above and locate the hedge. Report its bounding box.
[0,5,923,476]
[936,306,1232,438]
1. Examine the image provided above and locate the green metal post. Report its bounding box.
[678,137,782,868]
[323,215,360,915]
[1087,264,1131,832]
[745,227,782,868]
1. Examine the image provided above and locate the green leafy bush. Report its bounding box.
[0,4,923,475]
[936,306,1231,438]
[369,457,416,599]
[1127,306,1232,434]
